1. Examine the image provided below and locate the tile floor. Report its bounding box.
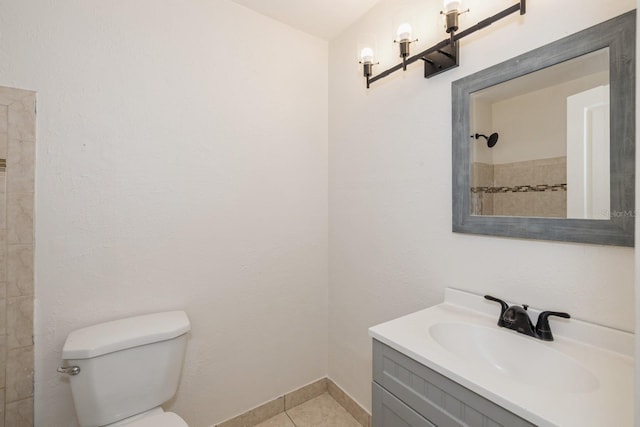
[256,393,362,427]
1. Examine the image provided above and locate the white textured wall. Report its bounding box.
[0,1,328,426]
[490,82,571,163]
[490,74,608,164]
[329,0,635,412]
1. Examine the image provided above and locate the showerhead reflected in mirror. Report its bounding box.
[473,132,499,148]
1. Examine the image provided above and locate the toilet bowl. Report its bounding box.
[58,311,191,427]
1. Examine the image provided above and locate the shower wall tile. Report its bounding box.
[494,157,566,188]
[7,140,34,194]
[0,106,7,160]
[493,193,517,217]
[0,174,6,231]
[537,167,565,186]
[493,191,567,218]
[483,193,494,215]
[0,89,28,108]
[488,157,567,218]
[7,97,35,142]
[0,232,7,284]
[6,192,34,245]
[471,163,495,215]
[5,346,33,402]
[7,297,33,349]
[471,162,493,187]
[533,191,566,218]
[493,164,516,187]
[0,337,6,387]
[512,193,530,216]
[497,163,533,187]
[7,245,33,298]
[0,389,4,427]
[0,301,5,339]
[0,87,34,426]
[531,157,566,184]
[5,397,32,427]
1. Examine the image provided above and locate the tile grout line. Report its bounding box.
[2,101,7,427]
[284,410,297,427]
[221,378,369,427]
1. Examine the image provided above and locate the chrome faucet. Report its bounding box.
[484,295,570,341]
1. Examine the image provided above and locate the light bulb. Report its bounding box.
[443,0,461,13]
[397,23,412,41]
[360,47,373,63]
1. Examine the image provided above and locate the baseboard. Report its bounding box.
[215,377,370,427]
[327,378,371,427]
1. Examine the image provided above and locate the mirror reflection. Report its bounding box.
[470,48,610,220]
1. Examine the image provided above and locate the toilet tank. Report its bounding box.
[61,311,190,427]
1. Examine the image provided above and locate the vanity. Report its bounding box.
[368,288,633,427]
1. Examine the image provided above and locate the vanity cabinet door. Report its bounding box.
[372,340,535,427]
[372,382,436,427]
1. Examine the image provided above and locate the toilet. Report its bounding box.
[58,311,191,427]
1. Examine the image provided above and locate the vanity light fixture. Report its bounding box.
[394,23,418,71]
[362,0,526,88]
[359,47,378,88]
[442,0,465,34]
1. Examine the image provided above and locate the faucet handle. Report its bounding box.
[535,311,570,341]
[484,295,509,325]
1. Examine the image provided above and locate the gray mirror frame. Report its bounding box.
[452,11,635,247]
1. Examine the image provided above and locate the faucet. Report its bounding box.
[484,295,570,341]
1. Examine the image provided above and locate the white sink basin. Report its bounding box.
[429,322,599,393]
[369,289,634,427]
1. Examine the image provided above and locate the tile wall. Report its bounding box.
[471,157,566,218]
[471,163,494,216]
[0,86,36,427]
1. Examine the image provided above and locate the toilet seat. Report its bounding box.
[123,412,188,427]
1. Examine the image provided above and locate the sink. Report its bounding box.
[429,322,599,393]
[370,289,634,426]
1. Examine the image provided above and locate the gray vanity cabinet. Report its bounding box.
[372,340,536,427]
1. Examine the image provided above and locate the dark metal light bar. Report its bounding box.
[366,0,526,88]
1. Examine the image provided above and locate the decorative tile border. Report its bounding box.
[471,183,567,194]
[214,377,370,427]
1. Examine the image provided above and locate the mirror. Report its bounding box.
[470,48,610,220]
[452,11,634,246]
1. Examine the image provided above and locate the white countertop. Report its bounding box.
[368,288,634,427]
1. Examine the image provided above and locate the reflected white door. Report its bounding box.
[566,85,610,219]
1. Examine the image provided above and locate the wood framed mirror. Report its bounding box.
[452,11,635,247]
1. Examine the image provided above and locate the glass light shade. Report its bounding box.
[360,47,374,63]
[397,23,412,41]
[443,0,461,13]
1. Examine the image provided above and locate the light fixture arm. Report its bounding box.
[366,0,526,88]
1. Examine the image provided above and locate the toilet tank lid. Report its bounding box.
[62,311,190,359]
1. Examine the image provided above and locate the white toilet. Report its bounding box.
[58,311,191,427]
